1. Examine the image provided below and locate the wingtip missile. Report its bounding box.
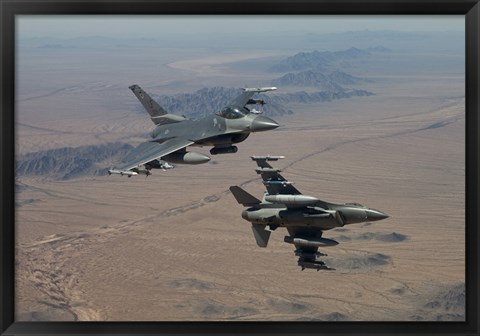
[255,167,282,174]
[251,155,285,161]
[243,87,278,93]
[108,169,138,177]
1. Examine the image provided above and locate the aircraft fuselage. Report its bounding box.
[150,113,279,148]
[241,202,388,231]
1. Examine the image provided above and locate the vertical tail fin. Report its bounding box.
[129,84,168,120]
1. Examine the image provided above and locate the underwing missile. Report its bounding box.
[294,250,327,258]
[108,169,138,177]
[262,180,293,186]
[298,260,334,271]
[131,167,152,176]
[255,167,282,174]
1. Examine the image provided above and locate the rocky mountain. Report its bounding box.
[328,70,373,85]
[273,89,374,105]
[366,45,392,53]
[142,80,373,120]
[265,47,375,97]
[149,87,292,119]
[131,47,378,119]
[272,71,344,91]
[272,70,371,89]
[269,47,371,73]
[411,283,465,321]
[16,142,133,180]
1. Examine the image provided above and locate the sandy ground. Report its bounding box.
[15,47,465,321]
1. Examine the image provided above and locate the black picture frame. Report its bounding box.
[1,1,479,335]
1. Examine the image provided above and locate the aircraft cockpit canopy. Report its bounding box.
[217,107,246,119]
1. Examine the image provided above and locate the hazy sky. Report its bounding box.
[17,15,464,39]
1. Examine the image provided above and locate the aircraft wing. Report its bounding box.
[251,156,302,195]
[113,137,194,172]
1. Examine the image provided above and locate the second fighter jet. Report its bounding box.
[230,156,389,271]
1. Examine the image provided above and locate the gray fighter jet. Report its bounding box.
[108,85,279,176]
[230,156,389,271]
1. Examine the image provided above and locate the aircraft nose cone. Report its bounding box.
[366,209,389,221]
[251,116,279,132]
[241,210,250,221]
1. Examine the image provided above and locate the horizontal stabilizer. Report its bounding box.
[229,186,261,206]
[151,114,186,125]
[251,224,271,247]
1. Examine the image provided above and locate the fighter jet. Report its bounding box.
[230,156,389,271]
[108,85,279,176]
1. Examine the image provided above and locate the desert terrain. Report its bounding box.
[15,35,465,321]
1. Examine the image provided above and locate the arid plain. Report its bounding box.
[15,42,465,321]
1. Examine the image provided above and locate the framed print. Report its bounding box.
[1,1,479,335]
